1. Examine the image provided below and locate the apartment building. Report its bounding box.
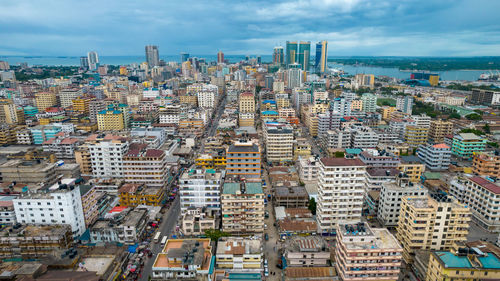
[181,208,216,237]
[381,106,397,120]
[350,125,379,149]
[264,122,294,163]
[151,238,213,281]
[464,176,500,233]
[16,129,33,145]
[42,136,82,159]
[13,178,86,238]
[297,156,320,183]
[359,150,400,168]
[216,237,262,270]
[239,92,255,113]
[428,120,453,144]
[72,96,94,114]
[58,88,82,108]
[97,109,125,131]
[321,129,351,150]
[398,156,425,182]
[79,184,100,227]
[123,144,169,188]
[377,175,428,227]
[285,236,331,267]
[90,208,147,244]
[178,118,204,137]
[179,166,224,214]
[0,159,57,186]
[335,222,402,281]
[396,193,471,263]
[87,134,129,179]
[88,100,106,122]
[30,125,62,144]
[417,143,451,171]
[361,93,377,112]
[317,110,342,138]
[238,112,255,127]
[222,182,265,234]
[451,133,486,158]
[118,183,164,207]
[35,92,57,112]
[425,243,500,281]
[0,225,73,259]
[404,125,429,148]
[316,157,366,234]
[473,152,500,178]
[226,140,261,178]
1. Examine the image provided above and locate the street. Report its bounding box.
[139,196,180,281]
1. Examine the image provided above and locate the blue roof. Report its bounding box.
[228,273,262,281]
[435,252,472,268]
[345,148,362,155]
[262,110,278,115]
[262,100,276,104]
[478,254,500,269]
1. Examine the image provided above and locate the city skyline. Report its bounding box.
[1,0,500,56]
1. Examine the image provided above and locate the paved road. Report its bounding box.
[139,196,180,281]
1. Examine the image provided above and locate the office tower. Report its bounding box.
[297,41,311,71]
[354,73,375,89]
[145,45,160,67]
[396,96,413,114]
[335,222,402,281]
[361,93,377,112]
[286,41,298,66]
[396,194,470,263]
[257,56,261,64]
[315,41,328,74]
[273,46,284,65]
[35,92,58,112]
[316,158,366,233]
[222,182,265,234]
[226,140,261,178]
[287,63,302,89]
[80,56,89,70]
[87,51,99,70]
[239,92,255,113]
[265,75,274,89]
[217,51,224,64]
[180,52,189,62]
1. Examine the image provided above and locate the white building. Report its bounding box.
[16,129,32,145]
[321,129,351,150]
[417,143,451,171]
[87,134,129,179]
[316,157,366,233]
[377,176,428,227]
[179,166,224,214]
[143,88,160,99]
[297,156,320,183]
[463,176,500,233]
[331,97,352,117]
[13,178,86,238]
[59,88,82,108]
[349,125,379,149]
[396,96,413,114]
[159,113,180,124]
[264,122,294,163]
[361,93,377,112]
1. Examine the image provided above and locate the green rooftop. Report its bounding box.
[223,182,263,195]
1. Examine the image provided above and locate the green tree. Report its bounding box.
[466,114,482,121]
[460,128,484,136]
[308,198,317,215]
[483,124,491,134]
[204,229,229,242]
[334,151,345,158]
[488,142,499,148]
[448,112,461,119]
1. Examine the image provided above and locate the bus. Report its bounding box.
[153,232,161,243]
[160,235,168,246]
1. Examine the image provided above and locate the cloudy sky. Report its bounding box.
[1,0,499,56]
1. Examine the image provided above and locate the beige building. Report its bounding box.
[404,125,429,148]
[285,236,331,267]
[239,92,255,113]
[464,176,500,233]
[264,122,294,163]
[335,222,402,281]
[397,194,471,263]
[222,182,265,234]
[238,112,255,127]
[428,119,453,143]
[473,152,500,178]
[181,208,216,237]
[216,237,262,270]
[350,99,363,111]
[0,159,57,187]
[35,92,58,112]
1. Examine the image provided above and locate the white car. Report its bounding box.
[264,259,268,266]
[264,224,268,230]
[264,267,269,277]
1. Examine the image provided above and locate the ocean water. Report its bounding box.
[0,55,491,81]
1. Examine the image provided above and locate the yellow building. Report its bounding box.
[381,106,397,120]
[398,156,425,182]
[238,113,255,127]
[404,125,429,148]
[397,194,470,263]
[35,92,57,112]
[119,66,128,76]
[276,96,291,109]
[294,139,312,160]
[0,100,23,124]
[76,122,98,132]
[425,242,500,281]
[239,92,255,113]
[351,99,363,111]
[216,237,262,269]
[72,97,94,114]
[428,119,453,143]
[179,95,198,106]
[428,74,439,86]
[195,154,226,169]
[354,73,375,89]
[222,182,265,234]
[96,109,125,131]
[118,183,164,207]
[0,125,16,145]
[75,144,92,175]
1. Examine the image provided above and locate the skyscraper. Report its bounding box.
[287,63,302,89]
[273,46,284,65]
[180,52,189,63]
[286,41,298,66]
[145,45,160,67]
[297,41,311,71]
[80,56,89,70]
[217,51,224,64]
[87,51,99,71]
[315,41,328,74]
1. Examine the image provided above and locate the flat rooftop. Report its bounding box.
[216,237,261,256]
[223,182,263,195]
[78,256,115,275]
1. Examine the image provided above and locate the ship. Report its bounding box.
[478,70,500,81]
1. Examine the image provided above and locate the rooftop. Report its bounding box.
[469,176,500,194]
[320,157,364,167]
[223,182,263,195]
[216,237,261,256]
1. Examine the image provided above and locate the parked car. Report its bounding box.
[264,267,269,277]
[264,233,269,241]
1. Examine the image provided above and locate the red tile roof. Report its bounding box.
[320,157,365,167]
[470,176,500,194]
[145,149,165,158]
[432,143,450,149]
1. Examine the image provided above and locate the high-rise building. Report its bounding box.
[428,119,453,143]
[417,143,451,171]
[239,92,255,113]
[217,51,224,64]
[123,145,169,188]
[226,140,261,178]
[87,51,99,71]
[222,182,265,234]
[145,45,160,67]
[396,193,470,263]
[354,73,375,89]
[180,52,189,62]
[59,88,82,108]
[286,41,298,66]
[87,134,129,179]
[297,41,311,71]
[80,56,89,70]
[463,176,500,233]
[396,96,413,114]
[179,166,223,214]
[287,63,302,89]
[316,157,366,234]
[473,152,500,178]
[361,93,377,112]
[315,41,328,74]
[97,109,125,131]
[35,92,57,112]
[273,46,284,65]
[264,122,294,163]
